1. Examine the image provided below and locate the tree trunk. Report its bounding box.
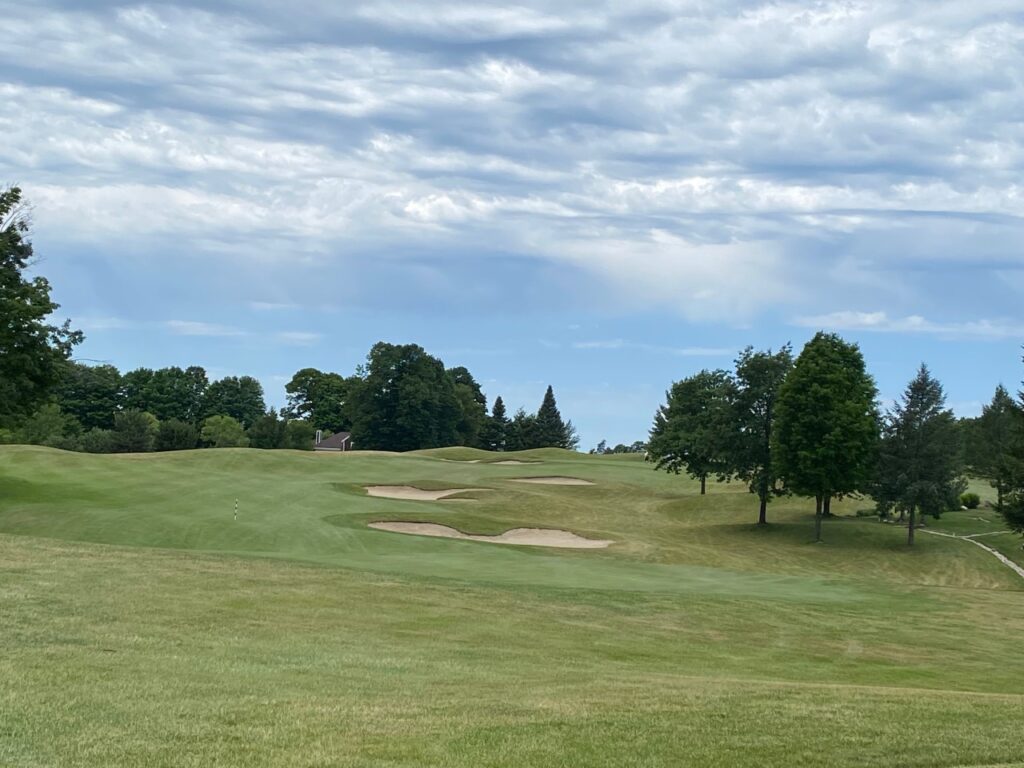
[758,494,767,525]
[907,507,916,547]
[700,475,706,496]
[824,495,831,517]
[997,481,1003,513]
[814,505,823,543]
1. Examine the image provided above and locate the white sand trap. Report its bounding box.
[364,486,488,501]
[368,522,612,549]
[490,460,540,466]
[509,477,595,486]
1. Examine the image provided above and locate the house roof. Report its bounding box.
[315,431,352,450]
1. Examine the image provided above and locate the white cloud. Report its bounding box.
[273,331,322,346]
[164,320,246,337]
[794,311,1024,340]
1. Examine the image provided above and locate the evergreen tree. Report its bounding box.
[648,369,736,495]
[483,396,509,451]
[732,346,794,523]
[999,358,1024,536]
[872,365,966,545]
[774,333,879,542]
[505,408,538,452]
[534,386,575,449]
[968,385,1019,512]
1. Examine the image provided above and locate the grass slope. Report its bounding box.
[1,445,1022,767]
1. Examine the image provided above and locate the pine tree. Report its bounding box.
[774,333,879,542]
[873,365,966,545]
[483,396,509,451]
[969,385,1020,512]
[534,386,572,449]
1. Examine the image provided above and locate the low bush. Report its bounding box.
[960,492,981,510]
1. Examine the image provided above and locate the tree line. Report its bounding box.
[1,187,579,456]
[4,346,580,455]
[648,332,1024,545]
[283,342,578,452]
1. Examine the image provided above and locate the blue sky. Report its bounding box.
[3,0,1023,448]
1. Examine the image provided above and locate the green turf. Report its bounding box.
[1,445,1022,767]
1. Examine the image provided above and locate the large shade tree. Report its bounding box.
[0,187,82,422]
[56,362,122,430]
[774,332,879,542]
[283,368,355,433]
[347,342,461,451]
[648,369,736,495]
[203,376,266,429]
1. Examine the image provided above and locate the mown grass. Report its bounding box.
[1,445,1022,767]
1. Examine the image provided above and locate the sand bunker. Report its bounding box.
[368,522,612,549]
[364,486,488,501]
[490,460,540,466]
[509,477,595,486]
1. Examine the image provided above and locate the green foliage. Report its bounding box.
[56,362,123,430]
[200,415,249,448]
[155,418,199,452]
[0,187,82,421]
[774,333,879,541]
[967,385,1020,512]
[80,428,114,454]
[284,368,354,432]
[481,396,509,451]
[203,376,266,428]
[533,386,578,450]
[504,408,539,452]
[872,365,966,545]
[284,419,315,450]
[112,410,159,453]
[248,409,288,449]
[648,369,736,494]
[447,366,488,447]
[731,346,794,522]
[347,342,460,451]
[17,403,82,450]
[135,366,209,423]
[960,492,981,510]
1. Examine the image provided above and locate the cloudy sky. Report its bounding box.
[3,1,1023,447]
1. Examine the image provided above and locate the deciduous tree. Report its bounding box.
[0,186,82,423]
[203,376,266,428]
[732,346,794,523]
[648,369,736,495]
[774,333,879,542]
[112,409,159,453]
[200,415,249,448]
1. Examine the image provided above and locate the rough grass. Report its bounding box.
[1,445,1023,767]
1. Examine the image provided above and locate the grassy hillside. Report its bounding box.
[2,445,1022,767]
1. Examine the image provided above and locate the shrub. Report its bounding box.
[81,428,115,454]
[112,409,159,453]
[201,415,249,448]
[960,492,981,510]
[156,419,199,451]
